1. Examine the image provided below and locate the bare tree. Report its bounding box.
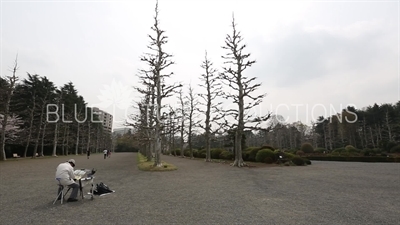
[198,51,223,162]
[177,88,187,157]
[186,83,199,159]
[0,56,19,161]
[139,1,180,167]
[220,15,270,167]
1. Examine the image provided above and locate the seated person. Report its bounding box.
[55,159,79,202]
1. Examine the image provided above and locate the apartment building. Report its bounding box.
[92,107,113,133]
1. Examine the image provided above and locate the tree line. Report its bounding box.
[126,2,399,166]
[0,57,113,160]
[128,2,270,167]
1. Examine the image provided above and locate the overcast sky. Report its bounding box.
[1,0,399,129]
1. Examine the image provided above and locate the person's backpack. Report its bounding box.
[94,182,113,195]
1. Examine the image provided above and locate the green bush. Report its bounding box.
[292,156,305,166]
[242,150,251,161]
[184,150,191,157]
[264,157,274,164]
[314,147,327,153]
[330,151,341,156]
[345,145,359,153]
[197,149,206,158]
[249,148,262,162]
[255,149,275,163]
[220,151,234,160]
[332,148,345,153]
[210,149,224,159]
[390,145,400,153]
[300,143,314,153]
[306,156,400,162]
[304,158,312,165]
[260,145,275,151]
[296,150,304,156]
[283,152,296,159]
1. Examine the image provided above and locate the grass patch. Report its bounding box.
[137,153,177,171]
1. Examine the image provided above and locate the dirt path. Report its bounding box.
[0,153,399,224]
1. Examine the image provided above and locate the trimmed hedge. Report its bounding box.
[390,145,400,153]
[301,143,314,153]
[249,148,262,161]
[314,147,327,153]
[307,156,400,163]
[219,151,233,160]
[211,149,224,159]
[292,156,305,166]
[197,149,206,158]
[255,149,275,163]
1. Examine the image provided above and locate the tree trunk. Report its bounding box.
[86,122,91,155]
[65,126,70,155]
[153,85,162,167]
[0,114,9,161]
[0,104,11,161]
[75,123,80,155]
[232,78,246,167]
[0,57,18,161]
[385,109,393,141]
[39,122,47,156]
[180,119,184,158]
[33,105,46,158]
[369,127,375,148]
[205,130,211,162]
[23,101,36,158]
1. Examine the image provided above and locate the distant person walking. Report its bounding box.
[107,150,111,158]
[103,149,108,159]
[87,150,91,159]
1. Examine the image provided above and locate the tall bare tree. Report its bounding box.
[139,1,180,167]
[177,88,187,157]
[0,56,19,161]
[186,83,200,159]
[198,51,222,162]
[220,15,269,167]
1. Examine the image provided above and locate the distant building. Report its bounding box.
[92,107,113,133]
[113,127,132,136]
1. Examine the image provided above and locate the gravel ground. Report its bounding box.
[0,152,399,225]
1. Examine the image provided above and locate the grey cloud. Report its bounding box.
[251,22,396,87]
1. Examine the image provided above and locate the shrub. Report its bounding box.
[291,156,305,166]
[330,151,341,156]
[197,149,206,158]
[300,143,314,153]
[332,148,345,153]
[260,145,275,151]
[184,150,191,157]
[390,145,400,153]
[219,151,234,160]
[345,145,359,153]
[386,142,397,151]
[296,150,304,156]
[264,157,274,164]
[304,158,312,165]
[314,147,327,153]
[174,150,182,156]
[305,156,400,162]
[255,149,275,163]
[283,152,296,159]
[210,149,224,159]
[249,148,262,162]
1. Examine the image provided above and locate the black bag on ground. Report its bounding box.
[94,182,113,195]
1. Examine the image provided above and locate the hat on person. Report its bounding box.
[67,159,76,167]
